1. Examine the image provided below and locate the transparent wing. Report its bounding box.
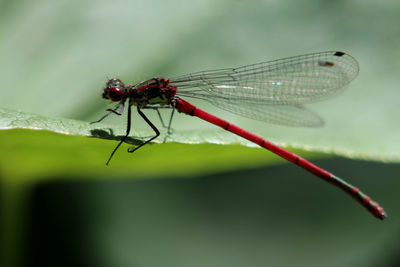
[172,51,359,105]
[207,99,324,127]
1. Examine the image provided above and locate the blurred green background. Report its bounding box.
[1,0,400,266]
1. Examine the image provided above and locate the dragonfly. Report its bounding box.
[92,51,386,220]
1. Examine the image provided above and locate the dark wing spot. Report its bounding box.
[334,51,345,57]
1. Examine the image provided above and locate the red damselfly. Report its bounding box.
[92,51,386,219]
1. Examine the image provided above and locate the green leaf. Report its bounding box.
[0,127,303,180]
[1,104,399,171]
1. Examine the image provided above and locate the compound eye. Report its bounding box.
[108,87,124,101]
